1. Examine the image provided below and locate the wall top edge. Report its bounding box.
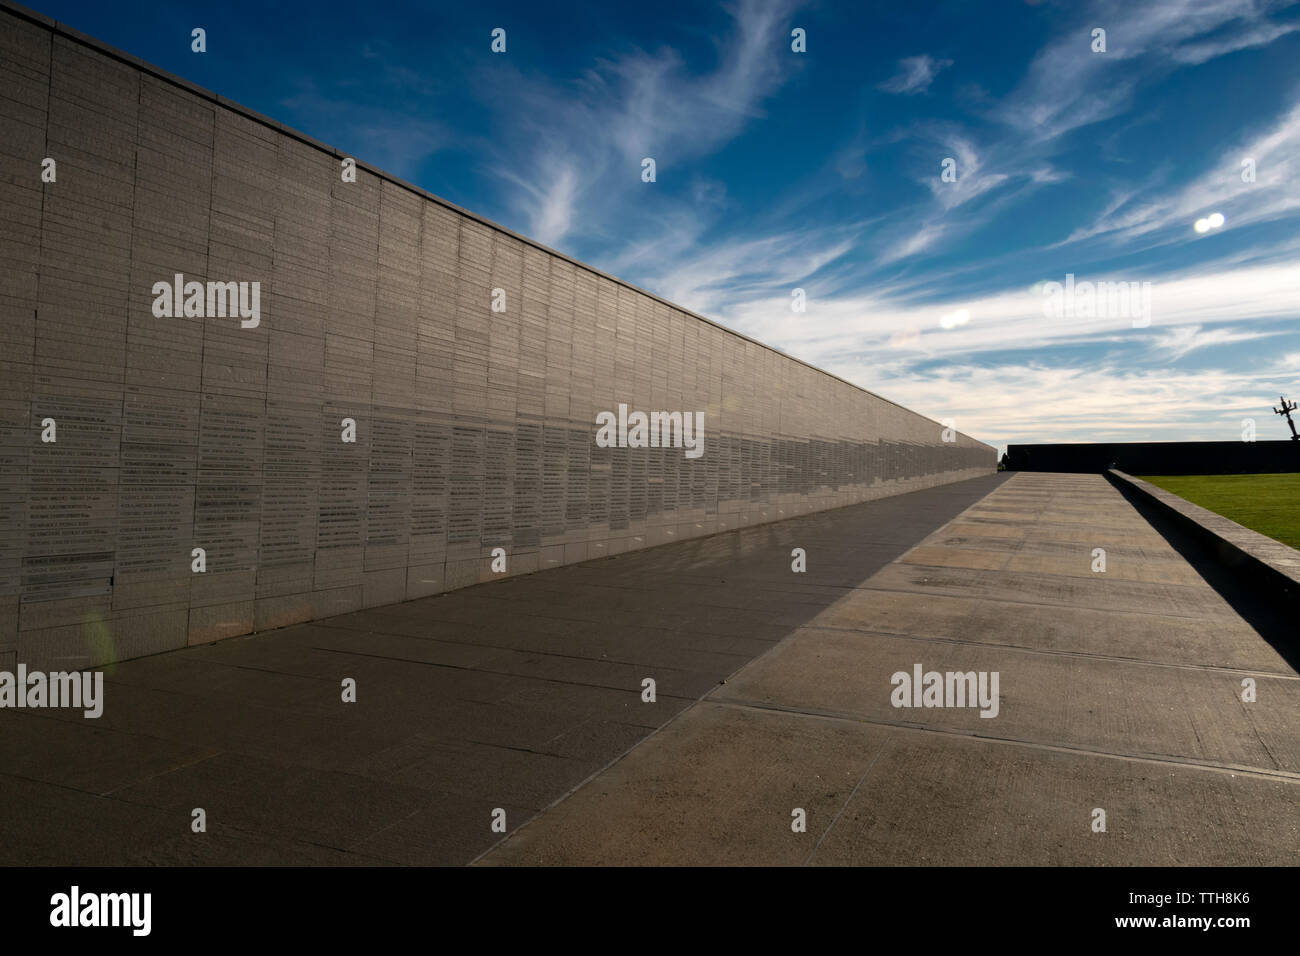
[1,0,994,452]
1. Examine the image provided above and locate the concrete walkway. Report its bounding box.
[481,473,1300,865]
[0,474,1006,865]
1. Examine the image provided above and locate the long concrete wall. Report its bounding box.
[0,2,995,670]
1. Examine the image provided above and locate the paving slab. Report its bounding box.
[480,701,893,867]
[813,728,1300,866]
[806,589,1293,673]
[0,473,1006,865]
[483,473,1300,865]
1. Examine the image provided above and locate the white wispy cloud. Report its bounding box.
[854,358,1300,448]
[877,223,945,266]
[445,0,1300,447]
[719,260,1300,363]
[921,133,1010,210]
[669,250,1299,444]
[1149,324,1288,360]
[994,0,1299,142]
[1166,15,1300,65]
[1062,97,1300,246]
[476,0,806,248]
[879,55,953,95]
[615,222,862,316]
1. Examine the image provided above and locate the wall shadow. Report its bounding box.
[1108,476,1300,673]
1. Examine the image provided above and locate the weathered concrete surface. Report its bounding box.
[481,473,1300,865]
[0,474,1005,866]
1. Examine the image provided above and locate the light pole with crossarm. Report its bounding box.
[1273,395,1299,441]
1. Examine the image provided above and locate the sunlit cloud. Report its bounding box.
[939,308,971,330]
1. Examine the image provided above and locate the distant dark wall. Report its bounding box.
[1006,441,1300,475]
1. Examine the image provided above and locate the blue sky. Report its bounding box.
[31,0,1300,450]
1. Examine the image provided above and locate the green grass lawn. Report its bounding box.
[1137,473,1300,550]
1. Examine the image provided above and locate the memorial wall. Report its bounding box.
[0,2,995,669]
